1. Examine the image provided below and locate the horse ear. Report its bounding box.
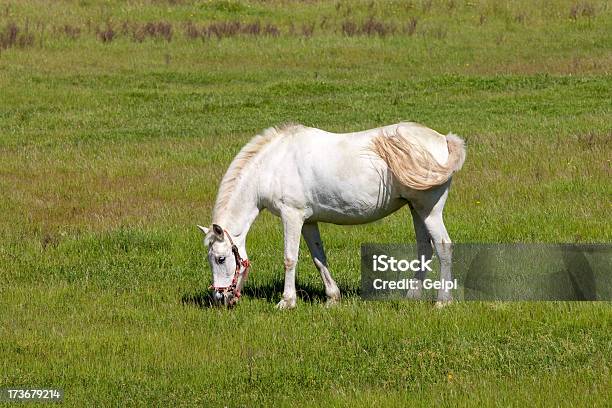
[212,224,224,238]
[197,225,209,235]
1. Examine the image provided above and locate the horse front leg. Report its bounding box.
[276,208,304,309]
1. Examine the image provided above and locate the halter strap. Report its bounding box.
[208,228,251,298]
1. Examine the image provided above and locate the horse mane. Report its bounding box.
[370,125,466,190]
[212,123,303,220]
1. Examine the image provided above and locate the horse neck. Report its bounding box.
[212,175,260,248]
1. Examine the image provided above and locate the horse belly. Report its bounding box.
[305,156,406,225]
[307,196,406,225]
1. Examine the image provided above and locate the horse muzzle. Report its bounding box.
[213,290,225,303]
[210,286,240,308]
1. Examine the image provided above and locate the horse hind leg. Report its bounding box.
[302,223,341,306]
[425,215,453,307]
[410,185,454,307]
[407,203,433,300]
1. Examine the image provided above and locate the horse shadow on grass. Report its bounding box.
[181,280,359,309]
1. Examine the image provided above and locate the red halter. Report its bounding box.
[208,229,251,299]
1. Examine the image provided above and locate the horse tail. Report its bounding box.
[371,130,466,190]
[445,133,467,174]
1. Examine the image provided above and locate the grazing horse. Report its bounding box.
[198,122,466,308]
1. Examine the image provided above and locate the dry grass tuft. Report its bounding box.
[142,21,173,41]
[341,20,358,36]
[263,23,280,37]
[97,24,115,43]
[342,17,397,37]
[570,2,596,20]
[183,20,282,40]
[61,24,81,40]
[361,17,395,37]
[302,22,315,37]
[122,21,173,42]
[0,22,34,50]
[184,21,200,39]
[404,17,418,35]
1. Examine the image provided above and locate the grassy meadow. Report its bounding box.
[0,0,611,406]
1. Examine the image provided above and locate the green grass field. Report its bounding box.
[1,0,611,406]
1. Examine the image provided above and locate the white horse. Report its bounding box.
[198,122,465,308]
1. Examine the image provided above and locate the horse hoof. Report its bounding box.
[275,298,296,310]
[406,288,422,300]
[325,297,341,308]
[434,300,453,309]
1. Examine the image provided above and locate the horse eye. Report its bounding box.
[217,256,226,265]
